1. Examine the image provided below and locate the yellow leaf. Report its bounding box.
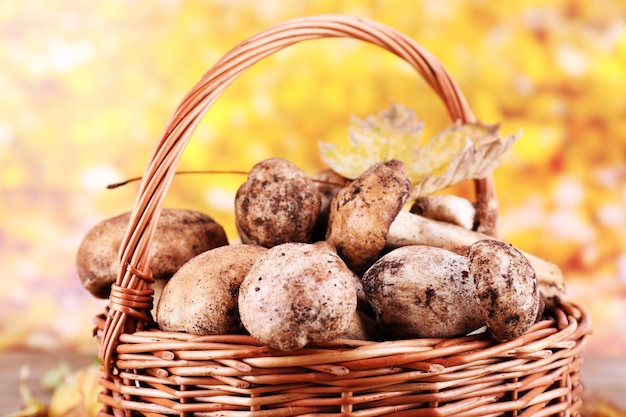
[410,122,520,198]
[2,366,47,417]
[319,103,424,180]
[319,104,519,198]
[49,364,101,417]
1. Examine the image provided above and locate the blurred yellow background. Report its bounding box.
[1,1,624,357]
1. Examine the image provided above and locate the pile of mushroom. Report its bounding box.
[77,157,565,351]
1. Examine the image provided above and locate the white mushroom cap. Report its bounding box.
[238,241,357,351]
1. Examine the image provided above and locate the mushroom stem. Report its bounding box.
[387,211,565,308]
[410,195,476,230]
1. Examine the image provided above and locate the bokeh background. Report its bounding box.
[1,0,625,358]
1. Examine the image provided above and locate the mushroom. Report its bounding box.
[342,310,383,341]
[468,239,542,341]
[76,208,228,299]
[386,211,565,308]
[410,194,477,230]
[234,157,321,248]
[310,168,350,241]
[238,241,357,351]
[326,160,411,273]
[156,244,267,335]
[362,245,484,339]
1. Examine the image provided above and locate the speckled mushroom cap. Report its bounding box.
[468,239,542,341]
[234,157,321,248]
[238,241,357,351]
[325,159,410,274]
[156,244,267,335]
[76,208,228,299]
[362,245,484,339]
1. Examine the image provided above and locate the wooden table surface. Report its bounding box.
[1,351,624,414]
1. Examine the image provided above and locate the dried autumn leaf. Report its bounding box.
[48,364,100,417]
[409,123,519,199]
[319,104,519,198]
[3,366,48,417]
[319,104,424,181]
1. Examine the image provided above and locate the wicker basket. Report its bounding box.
[95,14,591,417]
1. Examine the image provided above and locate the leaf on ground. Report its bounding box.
[48,364,101,417]
[319,104,519,197]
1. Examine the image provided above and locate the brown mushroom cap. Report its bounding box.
[234,157,321,248]
[326,160,410,273]
[238,241,357,351]
[362,245,484,338]
[156,244,267,335]
[468,239,542,341]
[76,208,228,298]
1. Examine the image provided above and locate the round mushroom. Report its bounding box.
[326,160,410,273]
[238,241,357,351]
[76,208,228,299]
[468,239,542,341]
[234,157,321,248]
[362,245,484,339]
[156,244,267,335]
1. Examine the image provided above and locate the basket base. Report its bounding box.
[95,301,590,416]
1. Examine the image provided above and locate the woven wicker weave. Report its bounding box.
[95,14,591,417]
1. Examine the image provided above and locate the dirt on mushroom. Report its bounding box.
[76,208,229,299]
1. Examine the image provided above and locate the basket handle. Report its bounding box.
[100,14,499,371]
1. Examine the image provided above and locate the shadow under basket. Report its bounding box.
[94,14,592,417]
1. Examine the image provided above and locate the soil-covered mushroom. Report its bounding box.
[156,244,267,335]
[235,157,321,247]
[326,160,410,273]
[362,245,484,338]
[386,211,565,309]
[238,241,357,351]
[310,168,349,241]
[468,239,542,341]
[76,208,228,299]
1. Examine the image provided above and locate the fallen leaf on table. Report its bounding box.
[1,366,47,417]
[48,364,100,417]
